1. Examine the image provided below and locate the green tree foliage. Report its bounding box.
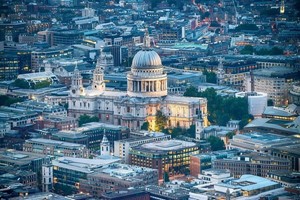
[184,87,251,126]
[164,172,170,183]
[226,131,235,139]
[170,126,184,138]
[33,80,51,89]
[256,47,283,55]
[260,8,280,16]
[13,79,52,89]
[78,114,99,127]
[186,124,196,138]
[207,135,225,151]
[241,46,283,55]
[240,45,254,55]
[0,95,24,106]
[150,0,184,9]
[267,99,274,106]
[203,69,217,83]
[235,24,259,31]
[13,79,30,89]
[155,110,168,132]
[54,183,76,196]
[141,121,149,130]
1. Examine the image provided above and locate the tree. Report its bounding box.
[78,114,99,127]
[267,99,274,106]
[240,45,254,55]
[163,172,170,183]
[203,69,217,83]
[155,110,168,132]
[170,126,184,138]
[141,121,149,130]
[235,24,259,31]
[0,95,24,106]
[33,79,51,89]
[186,124,196,138]
[207,136,225,151]
[183,86,199,97]
[184,87,252,128]
[13,79,30,89]
[54,183,76,196]
[226,132,235,139]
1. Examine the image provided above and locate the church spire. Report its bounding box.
[70,61,85,96]
[100,129,110,156]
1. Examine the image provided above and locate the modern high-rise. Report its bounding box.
[129,139,201,179]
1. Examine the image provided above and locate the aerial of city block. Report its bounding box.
[0,0,300,199]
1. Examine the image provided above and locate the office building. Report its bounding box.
[227,132,298,153]
[270,142,300,171]
[0,21,26,42]
[129,139,201,179]
[213,152,291,178]
[31,46,73,72]
[55,122,130,151]
[114,131,171,163]
[23,138,89,158]
[52,157,120,194]
[35,115,78,131]
[82,163,158,197]
[190,149,241,177]
[214,175,281,197]
[244,67,298,105]
[289,83,300,105]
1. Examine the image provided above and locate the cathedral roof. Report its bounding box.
[131,49,162,69]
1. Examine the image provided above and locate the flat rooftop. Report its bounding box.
[25,138,86,148]
[137,139,197,152]
[216,174,279,192]
[0,149,49,166]
[232,132,292,145]
[52,157,120,174]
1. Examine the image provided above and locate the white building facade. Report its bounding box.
[68,39,208,131]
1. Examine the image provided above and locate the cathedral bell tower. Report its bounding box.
[99,47,114,73]
[70,62,85,96]
[92,56,105,92]
[100,129,110,156]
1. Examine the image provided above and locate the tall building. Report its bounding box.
[23,138,89,158]
[100,131,110,156]
[68,33,208,130]
[244,67,298,106]
[114,132,171,163]
[0,21,26,42]
[213,152,291,178]
[129,139,201,179]
[82,163,158,198]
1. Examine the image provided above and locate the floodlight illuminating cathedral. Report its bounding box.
[68,32,208,131]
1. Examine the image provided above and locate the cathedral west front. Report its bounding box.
[68,33,208,131]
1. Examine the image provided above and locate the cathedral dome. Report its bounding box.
[127,48,167,98]
[131,49,162,69]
